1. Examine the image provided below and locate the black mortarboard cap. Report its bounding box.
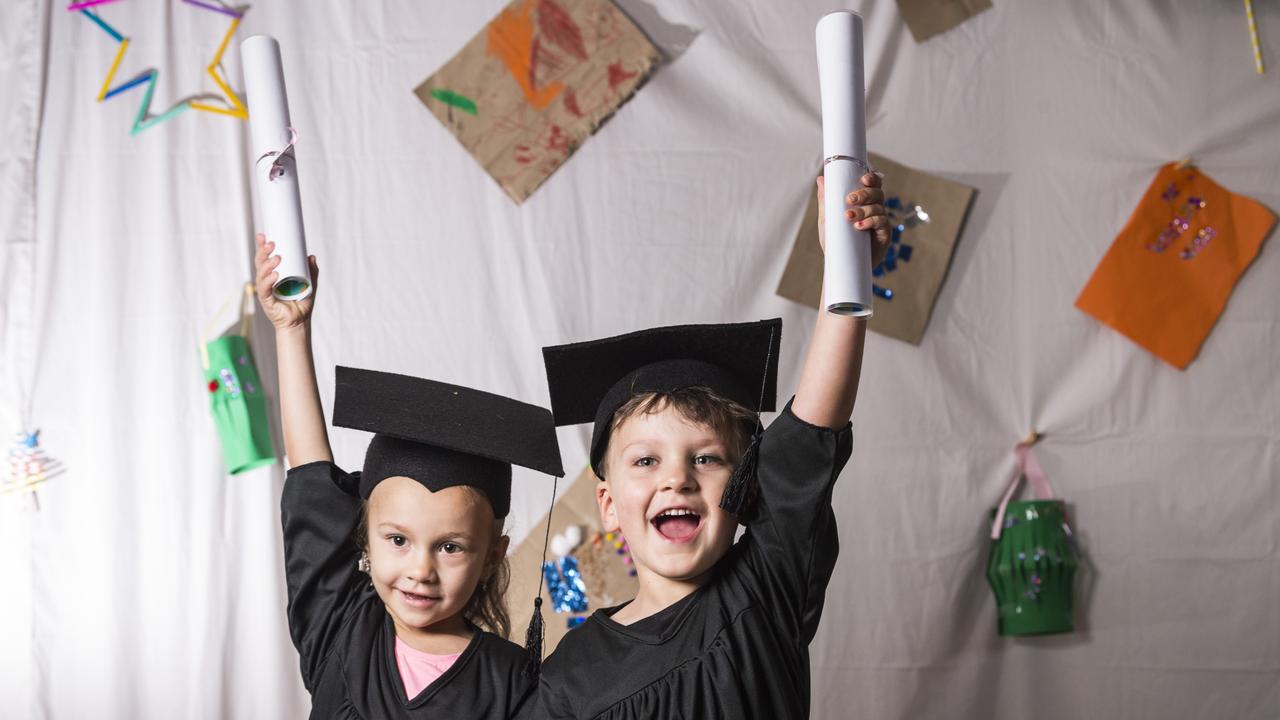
[541,319,782,477]
[332,366,565,518]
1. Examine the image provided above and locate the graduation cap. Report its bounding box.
[541,319,782,514]
[332,365,565,518]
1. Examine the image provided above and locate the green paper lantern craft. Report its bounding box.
[201,284,276,474]
[986,441,1078,637]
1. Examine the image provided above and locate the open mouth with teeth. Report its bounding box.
[651,507,703,543]
[398,589,441,609]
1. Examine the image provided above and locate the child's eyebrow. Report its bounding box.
[378,523,475,541]
[617,440,654,454]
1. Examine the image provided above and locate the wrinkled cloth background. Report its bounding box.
[1,1,1277,717]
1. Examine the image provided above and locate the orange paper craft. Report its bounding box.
[1075,163,1275,369]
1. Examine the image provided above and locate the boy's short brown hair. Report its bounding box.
[602,385,758,477]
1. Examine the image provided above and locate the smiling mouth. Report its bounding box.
[397,589,442,608]
[651,507,703,543]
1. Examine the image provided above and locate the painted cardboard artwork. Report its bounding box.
[1076,162,1275,369]
[506,466,640,653]
[777,153,977,345]
[416,0,661,203]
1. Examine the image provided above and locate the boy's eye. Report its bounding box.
[634,456,657,468]
[440,542,463,554]
[694,454,724,466]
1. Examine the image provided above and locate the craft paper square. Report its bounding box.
[506,466,639,649]
[777,153,976,345]
[1075,163,1275,369]
[415,0,661,203]
[895,0,992,43]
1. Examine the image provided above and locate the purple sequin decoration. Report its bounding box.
[219,368,241,398]
[1180,226,1216,260]
[1148,196,1205,254]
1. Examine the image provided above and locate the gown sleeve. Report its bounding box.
[737,397,854,644]
[280,460,372,690]
[514,675,577,720]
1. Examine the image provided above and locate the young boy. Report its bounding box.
[526,174,890,719]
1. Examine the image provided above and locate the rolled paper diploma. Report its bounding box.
[816,11,873,317]
[241,35,312,301]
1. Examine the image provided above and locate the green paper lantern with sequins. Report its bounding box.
[204,335,276,474]
[986,499,1077,636]
[986,443,1079,637]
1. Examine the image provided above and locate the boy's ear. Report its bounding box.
[596,482,621,533]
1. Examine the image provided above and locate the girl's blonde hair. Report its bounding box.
[355,489,511,638]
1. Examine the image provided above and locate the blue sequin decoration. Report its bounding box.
[567,616,587,629]
[870,195,927,302]
[542,555,589,614]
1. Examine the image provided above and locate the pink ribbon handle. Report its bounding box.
[990,442,1058,540]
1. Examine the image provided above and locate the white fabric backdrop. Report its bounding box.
[2,0,1278,717]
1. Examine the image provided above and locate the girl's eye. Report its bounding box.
[634,456,657,468]
[388,535,407,548]
[440,542,463,554]
[694,454,724,466]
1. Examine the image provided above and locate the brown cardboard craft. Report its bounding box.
[415,0,661,204]
[895,0,993,43]
[776,153,976,345]
[506,466,639,654]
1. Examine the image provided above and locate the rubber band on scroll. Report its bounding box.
[256,126,298,181]
[823,154,875,176]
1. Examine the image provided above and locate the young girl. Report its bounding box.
[256,236,564,719]
[526,173,890,719]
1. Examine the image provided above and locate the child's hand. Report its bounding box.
[815,173,891,269]
[255,233,319,331]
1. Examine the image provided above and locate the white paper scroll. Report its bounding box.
[816,11,873,317]
[241,35,312,301]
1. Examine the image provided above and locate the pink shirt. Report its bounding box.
[394,636,462,699]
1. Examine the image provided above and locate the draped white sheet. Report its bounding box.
[2,0,1277,717]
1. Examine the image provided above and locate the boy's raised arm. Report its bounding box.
[792,173,890,429]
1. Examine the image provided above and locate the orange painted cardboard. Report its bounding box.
[1075,163,1275,369]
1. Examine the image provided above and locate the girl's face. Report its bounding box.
[365,477,507,638]
[598,404,740,587]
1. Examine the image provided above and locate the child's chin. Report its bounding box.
[393,606,445,628]
[650,555,717,583]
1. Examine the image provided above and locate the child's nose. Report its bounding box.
[407,550,438,584]
[662,466,697,492]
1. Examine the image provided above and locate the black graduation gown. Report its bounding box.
[282,461,535,719]
[525,401,853,720]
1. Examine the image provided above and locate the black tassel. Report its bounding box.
[522,596,545,678]
[720,430,761,519]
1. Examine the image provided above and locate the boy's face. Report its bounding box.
[365,477,507,636]
[597,403,740,586]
